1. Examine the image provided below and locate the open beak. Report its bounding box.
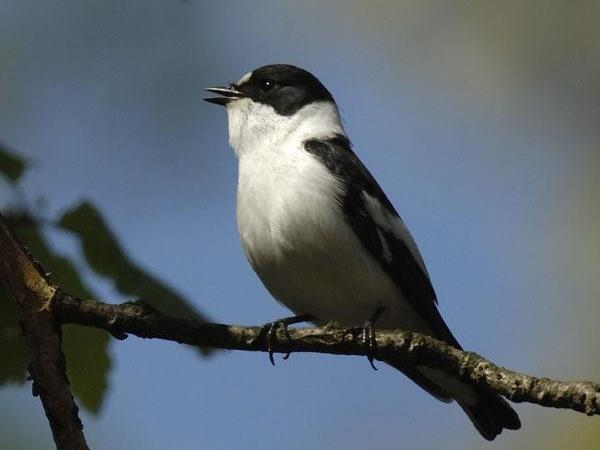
[204,85,245,106]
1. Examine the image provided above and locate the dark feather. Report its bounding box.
[303,135,461,348]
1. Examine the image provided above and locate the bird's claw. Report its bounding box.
[362,321,378,371]
[281,321,293,360]
[261,314,313,365]
[362,307,385,371]
[263,320,293,365]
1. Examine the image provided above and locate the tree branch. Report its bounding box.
[3,209,599,450]
[54,293,600,417]
[0,214,90,450]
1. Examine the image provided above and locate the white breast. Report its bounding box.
[229,100,430,331]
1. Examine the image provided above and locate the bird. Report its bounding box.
[204,64,520,440]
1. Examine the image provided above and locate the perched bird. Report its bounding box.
[205,64,520,440]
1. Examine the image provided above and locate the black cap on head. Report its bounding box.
[235,64,334,116]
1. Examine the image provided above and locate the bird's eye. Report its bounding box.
[260,79,277,92]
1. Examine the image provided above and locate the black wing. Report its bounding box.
[304,135,461,348]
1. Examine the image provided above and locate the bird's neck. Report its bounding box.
[226,100,345,158]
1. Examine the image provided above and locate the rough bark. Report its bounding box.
[2,211,600,450]
[55,293,600,416]
[0,215,90,450]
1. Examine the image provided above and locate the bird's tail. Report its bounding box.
[457,391,521,441]
[385,359,521,440]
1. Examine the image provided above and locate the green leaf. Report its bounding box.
[58,201,212,355]
[0,143,26,184]
[0,215,110,414]
[60,324,110,414]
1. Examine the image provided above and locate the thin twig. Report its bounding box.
[0,214,90,450]
[54,293,600,417]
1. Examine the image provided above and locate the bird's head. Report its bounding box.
[205,64,341,156]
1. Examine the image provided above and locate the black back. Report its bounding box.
[235,64,334,116]
[304,135,462,349]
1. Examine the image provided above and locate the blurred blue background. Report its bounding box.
[1,1,599,449]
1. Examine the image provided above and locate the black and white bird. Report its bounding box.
[205,64,520,440]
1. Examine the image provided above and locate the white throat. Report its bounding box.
[225,99,345,158]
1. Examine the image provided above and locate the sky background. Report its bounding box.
[1,1,600,449]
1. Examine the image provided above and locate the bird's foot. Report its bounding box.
[362,307,385,371]
[261,314,313,366]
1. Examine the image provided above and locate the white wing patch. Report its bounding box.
[361,192,430,277]
[376,228,393,262]
[236,71,253,85]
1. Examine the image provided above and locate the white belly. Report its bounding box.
[236,145,430,332]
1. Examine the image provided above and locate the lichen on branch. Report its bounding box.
[54,294,600,417]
